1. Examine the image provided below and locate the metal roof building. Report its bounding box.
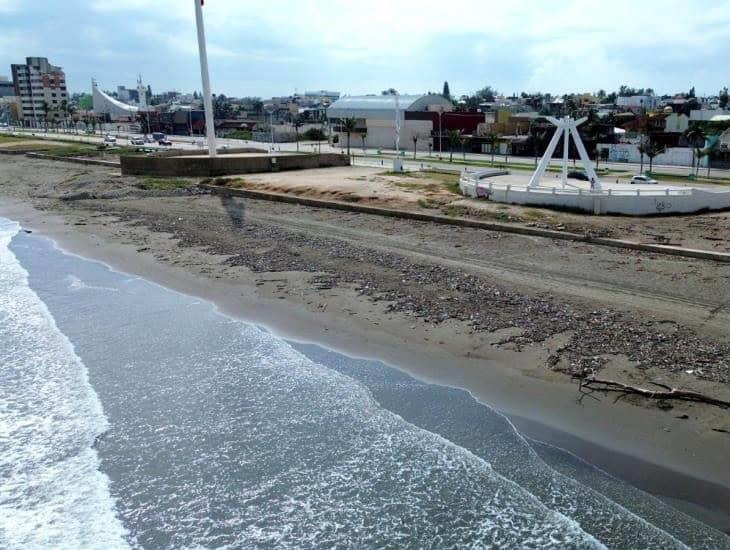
[327,94,453,120]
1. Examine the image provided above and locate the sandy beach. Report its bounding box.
[1,155,729,529]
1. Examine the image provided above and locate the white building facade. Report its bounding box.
[327,94,453,151]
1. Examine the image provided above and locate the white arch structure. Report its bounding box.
[92,79,142,118]
[528,116,601,191]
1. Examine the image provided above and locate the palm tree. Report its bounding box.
[447,129,462,162]
[645,140,665,174]
[706,143,719,178]
[66,102,78,133]
[486,132,499,163]
[412,134,419,159]
[40,100,51,132]
[637,140,647,174]
[341,117,358,156]
[460,134,470,160]
[684,127,706,175]
[292,114,302,152]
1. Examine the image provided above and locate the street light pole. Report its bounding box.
[269,110,274,150]
[193,0,217,157]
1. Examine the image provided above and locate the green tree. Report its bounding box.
[637,140,647,174]
[704,141,719,177]
[645,140,665,174]
[684,126,706,175]
[442,81,451,100]
[341,117,358,156]
[291,114,303,152]
[447,129,461,162]
[486,132,499,163]
[213,94,233,119]
[460,134,470,160]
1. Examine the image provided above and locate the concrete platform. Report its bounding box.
[460,171,730,216]
[121,151,350,177]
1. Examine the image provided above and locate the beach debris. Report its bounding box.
[575,375,730,410]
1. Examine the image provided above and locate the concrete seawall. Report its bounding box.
[202,184,730,263]
[121,153,351,177]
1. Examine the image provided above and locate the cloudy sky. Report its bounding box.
[1,0,728,98]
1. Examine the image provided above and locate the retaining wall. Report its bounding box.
[484,187,730,215]
[121,153,350,177]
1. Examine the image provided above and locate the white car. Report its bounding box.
[630,175,658,185]
[130,137,145,146]
[103,134,117,144]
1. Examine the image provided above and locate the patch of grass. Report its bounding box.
[522,208,548,221]
[644,172,730,186]
[139,177,194,190]
[418,198,440,209]
[383,170,462,195]
[0,134,27,143]
[223,129,253,140]
[37,144,103,157]
[443,203,520,223]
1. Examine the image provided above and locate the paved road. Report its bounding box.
[4,126,728,180]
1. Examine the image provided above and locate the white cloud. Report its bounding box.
[0,0,20,12]
[5,0,730,96]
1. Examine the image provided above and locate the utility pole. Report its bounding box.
[194,0,217,157]
[393,90,403,171]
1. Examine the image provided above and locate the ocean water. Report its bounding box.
[1,216,728,549]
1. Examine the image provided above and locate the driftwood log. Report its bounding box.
[575,375,730,409]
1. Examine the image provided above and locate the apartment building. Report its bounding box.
[10,57,68,123]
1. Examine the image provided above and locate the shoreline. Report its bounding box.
[2,199,729,530]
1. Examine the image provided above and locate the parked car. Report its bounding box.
[130,137,145,146]
[567,170,589,181]
[152,132,166,142]
[158,139,172,146]
[103,134,117,144]
[631,175,658,185]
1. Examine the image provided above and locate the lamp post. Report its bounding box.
[437,106,444,157]
[193,0,217,157]
[266,108,275,150]
[393,90,403,172]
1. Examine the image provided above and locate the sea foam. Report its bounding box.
[0,219,129,549]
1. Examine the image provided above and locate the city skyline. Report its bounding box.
[1,0,729,98]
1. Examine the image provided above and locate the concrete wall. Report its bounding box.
[598,143,698,167]
[121,153,350,177]
[334,119,433,151]
[477,186,730,215]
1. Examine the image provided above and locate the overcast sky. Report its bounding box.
[1,0,728,98]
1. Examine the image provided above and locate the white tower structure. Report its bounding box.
[529,116,601,191]
[194,0,217,157]
[137,75,148,110]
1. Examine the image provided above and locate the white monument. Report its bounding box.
[529,116,601,191]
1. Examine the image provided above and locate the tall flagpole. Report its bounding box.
[194,0,217,157]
